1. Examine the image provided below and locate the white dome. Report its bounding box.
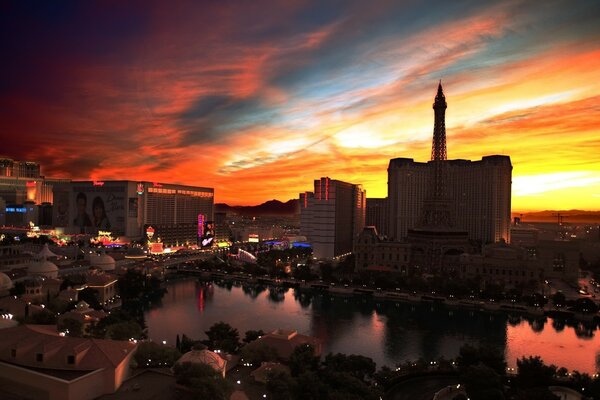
[0,272,13,291]
[176,350,227,375]
[28,260,59,278]
[38,243,58,259]
[90,254,116,271]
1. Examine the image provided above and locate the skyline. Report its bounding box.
[1,1,600,210]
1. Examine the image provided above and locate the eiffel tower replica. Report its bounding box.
[407,82,470,272]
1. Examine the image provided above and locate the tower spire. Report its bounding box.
[431,81,447,161]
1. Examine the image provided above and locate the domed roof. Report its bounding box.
[28,259,59,277]
[38,243,58,259]
[176,350,227,374]
[0,272,13,291]
[90,253,116,271]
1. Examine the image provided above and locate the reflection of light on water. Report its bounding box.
[506,318,600,373]
[147,280,600,374]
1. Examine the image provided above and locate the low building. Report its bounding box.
[245,329,321,360]
[86,274,118,306]
[58,301,107,334]
[459,239,580,288]
[175,349,227,377]
[0,324,137,400]
[354,226,411,273]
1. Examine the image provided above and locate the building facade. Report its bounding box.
[52,180,214,246]
[300,177,365,259]
[354,226,411,272]
[365,198,388,236]
[388,85,512,245]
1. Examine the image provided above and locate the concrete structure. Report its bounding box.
[354,226,411,272]
[53,180,214,246]
[300,177,365,259]
[28,259,59,279]
[0,324,137,400]
[366,198,388,236]
[388,84,511,245]
[175,349,227,377]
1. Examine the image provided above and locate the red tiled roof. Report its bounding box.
[0,325,136,371]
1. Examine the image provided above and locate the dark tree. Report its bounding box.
[551,291,566,307]
[204,322,240,354]
[58,317,83,337]
[516,356,557,388]
[461,364,504,400]
[289,344,319,377]
[243,329,265,343]
[78,287,102,310]
[323,353,376,381]
[456,344,506,375]
[266,370,295,400]
[133,342,181,368]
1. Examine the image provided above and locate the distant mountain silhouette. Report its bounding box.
[513,210,600,223]
[216,199,299,216]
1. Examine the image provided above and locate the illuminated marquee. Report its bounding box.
[93,181,105,186]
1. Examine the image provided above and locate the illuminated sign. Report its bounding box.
[136,183,144,195]
[200,219,214,248]
[197,214,205,239]
[248,234,259,243]
[98,230,112,236]
[93,181,105,186]
[26,181,36,187]
[152,182,163,188]
[146,226,155,240]
[6,207,26,213]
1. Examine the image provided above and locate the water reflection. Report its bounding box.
[144,279,600,374]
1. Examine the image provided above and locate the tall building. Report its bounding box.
[365,198,388,236]
[300,177,365,259]
[388,83,512,245]
[52,180,213,246]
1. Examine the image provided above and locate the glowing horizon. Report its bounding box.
[1,1,599,209]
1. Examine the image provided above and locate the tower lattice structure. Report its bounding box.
[417,81,455,229]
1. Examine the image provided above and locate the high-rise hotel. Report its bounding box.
[388,83,512,245]
[300,177,366,259]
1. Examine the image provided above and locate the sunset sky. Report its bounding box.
[1,0,599,209]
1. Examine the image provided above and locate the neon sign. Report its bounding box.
[136,182,144,195]
[93,181,105,186]
[152,182,163,188]
[146,226,155,240]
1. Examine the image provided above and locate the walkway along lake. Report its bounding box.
[144,279,600,374]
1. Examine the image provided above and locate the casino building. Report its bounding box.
[52,181,214,246]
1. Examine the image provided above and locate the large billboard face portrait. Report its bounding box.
[53,189,70,228]
[71,183,126,235]
[201,220,215,248]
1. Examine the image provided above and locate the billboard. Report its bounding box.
[200,219,214,248]
[71,183,126,235]
[53,188,70,228]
